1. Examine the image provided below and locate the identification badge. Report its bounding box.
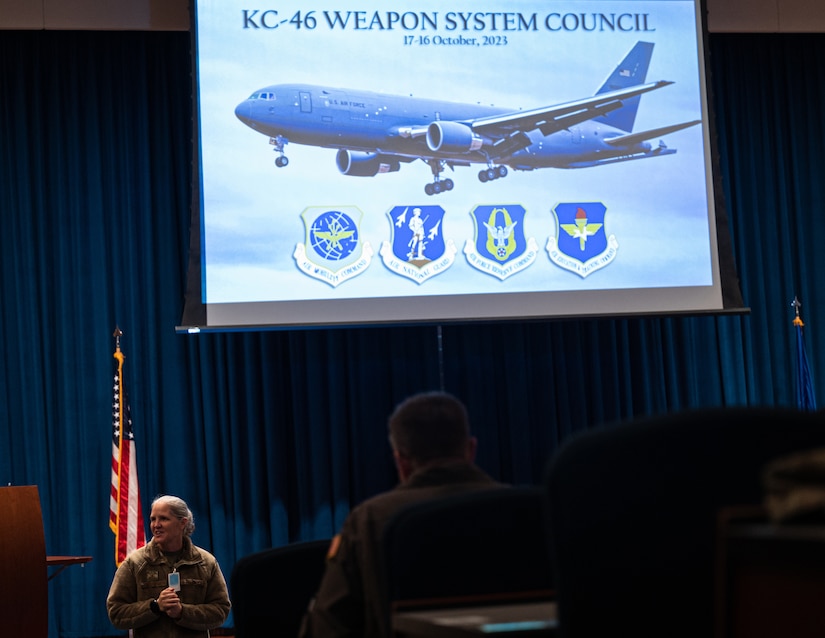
[168,571,181,591]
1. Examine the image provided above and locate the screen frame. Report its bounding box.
[179,0,746,333]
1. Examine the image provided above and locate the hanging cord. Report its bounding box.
[437,325,445,392]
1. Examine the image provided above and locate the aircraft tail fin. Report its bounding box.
[594,41,654,133]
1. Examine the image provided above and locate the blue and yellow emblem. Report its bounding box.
[294,206,373,287]
[464,204,537,280]
[379,205,456,284]
[546,202,617,277]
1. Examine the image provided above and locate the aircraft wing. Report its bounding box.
[603,119,701,147]
[468,80,674,156]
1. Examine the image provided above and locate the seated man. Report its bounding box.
[299,391,500,638]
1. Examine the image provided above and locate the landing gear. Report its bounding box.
[478,164,508,183]
[270,135,289,168]
[424,160,454,196]
[424,178,454,196]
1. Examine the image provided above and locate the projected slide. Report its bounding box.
[191,0,722,329]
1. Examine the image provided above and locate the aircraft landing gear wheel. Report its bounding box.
[443,178,454,191]
[275,156,289,168]
[478,170,489,183]
[486,168,496,181]
[497,165,508,178]
[425,183,435,196]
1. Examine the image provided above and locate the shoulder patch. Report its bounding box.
[327,534,342,559]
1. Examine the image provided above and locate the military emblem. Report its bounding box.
[464,205,538,280]
[294,206,373,287]
[546,202,618,277]
[379,205,456,284]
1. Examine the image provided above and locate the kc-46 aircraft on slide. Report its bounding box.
[234,41,701,196]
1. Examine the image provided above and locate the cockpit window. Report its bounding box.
[248,92,276,101]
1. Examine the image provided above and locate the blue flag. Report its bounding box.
[795,318,817,411]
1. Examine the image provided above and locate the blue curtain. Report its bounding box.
[1,30,824,637]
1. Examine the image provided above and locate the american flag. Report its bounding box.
[109,335,146,565]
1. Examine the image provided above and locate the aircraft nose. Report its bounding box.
[234,101,251,125]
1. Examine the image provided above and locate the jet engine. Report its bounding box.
[336,150,401,177]
[426,121,483,153]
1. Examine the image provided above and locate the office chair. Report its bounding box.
[384,486,555,609]
[544,405,825,638]
[230,538,330,638]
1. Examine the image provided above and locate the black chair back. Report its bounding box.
[384,486,554,608]
[230,539,330,638]
[544,406,825,638]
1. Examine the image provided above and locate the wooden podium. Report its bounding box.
[0,486,49,637]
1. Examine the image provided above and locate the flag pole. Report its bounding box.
[791,296,804,327]
[112,327,127,565]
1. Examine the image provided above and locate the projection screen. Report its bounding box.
[180,0,743,331]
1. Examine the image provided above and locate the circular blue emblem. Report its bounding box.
[309,210,359,261]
